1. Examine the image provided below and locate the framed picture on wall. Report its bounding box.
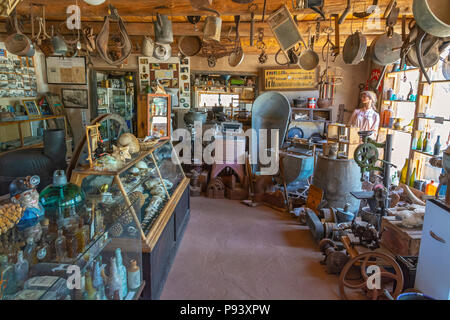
[61,88,88,109]
[22,99,40,117]
[45,56,87,85]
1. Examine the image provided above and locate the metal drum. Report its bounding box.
[312,155,362,214]
[280,153,314,185]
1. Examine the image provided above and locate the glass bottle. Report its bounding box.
[75,217,86,254]
[55,229,67,262]
[107,257,122,300]
[400,158,409,184]
[0,254,16,296]
[92,260,107,300]
[23,237,37,266]
[14,250,29,289]
[411,132,418,150]
[416,131,423,151]
[409,166,417,187]
[115,248,128,298]
[425,133,432,153]
[425,180,438,196]
[83,271,97,300]
[127,259,141,291]
[433,135,441,156]
[422,132,428,152]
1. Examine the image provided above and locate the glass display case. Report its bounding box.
[70,140,186,249]
[137,94,171,140]
[0,185,144,300]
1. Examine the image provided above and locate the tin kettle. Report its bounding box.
[154,13,173,44]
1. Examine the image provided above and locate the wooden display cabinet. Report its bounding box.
[70,140,190,299]
[137,94,171,140]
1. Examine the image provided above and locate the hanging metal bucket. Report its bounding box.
[413,0,450,37]
[154,13,173,44]
[203,16,222,42]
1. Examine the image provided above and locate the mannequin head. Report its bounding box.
[360,91,377,110]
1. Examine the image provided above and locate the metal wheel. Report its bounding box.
[339,252,404,300]
[354,143,379,170]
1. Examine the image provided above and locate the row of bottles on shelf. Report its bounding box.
[399,158,446,196]
[1,242,141,300]
[412,131,444,156]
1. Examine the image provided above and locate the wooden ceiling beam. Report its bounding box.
[14,0,413,19]
[0,18,411,38]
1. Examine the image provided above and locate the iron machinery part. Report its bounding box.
[305,207,324,241]
[351,220,380,249]
[353,0,379,19]
[339,252,404,300]
[319,239,350,274]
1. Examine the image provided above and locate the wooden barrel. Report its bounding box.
[312,155,362,214]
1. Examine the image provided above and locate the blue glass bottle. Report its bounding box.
[92,260,107,300]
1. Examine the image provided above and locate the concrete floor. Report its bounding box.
[160,197,340,300]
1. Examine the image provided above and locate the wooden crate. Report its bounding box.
[327,123,360,144]
[380,216,422,256]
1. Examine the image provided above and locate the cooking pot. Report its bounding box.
[203,16,222,42]
[178,36,202,56]
[153,43,172,61]
[142,36,155,57]
[154,13,173,44]
[413,0,450,37]
[343,30,367,65]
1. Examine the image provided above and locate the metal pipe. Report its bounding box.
[383,134,393,207]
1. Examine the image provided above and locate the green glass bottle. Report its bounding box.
[416,131,423,151]
[422,132,428,152]
[409,166,417,187]
[400,158,409,184]
[39,170,86,225]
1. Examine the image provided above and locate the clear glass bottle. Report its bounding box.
[93,260,107,300]
[55,229,67,262]
[23,237,37,266]
[115,248,128,298]
[107,257,122,300]
[14,250,29,288]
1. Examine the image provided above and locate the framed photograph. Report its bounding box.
[46,56,87,85]
[22,99,40,116]
[61,88,88,109]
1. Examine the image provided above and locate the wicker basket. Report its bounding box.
[138,139,159,151]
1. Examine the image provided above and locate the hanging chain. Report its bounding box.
[256,28,268,64]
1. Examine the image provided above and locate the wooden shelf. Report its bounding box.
[383,100,416,104]
[413,149,435,157]
[387,68,419,75]
[417,116,450,122]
